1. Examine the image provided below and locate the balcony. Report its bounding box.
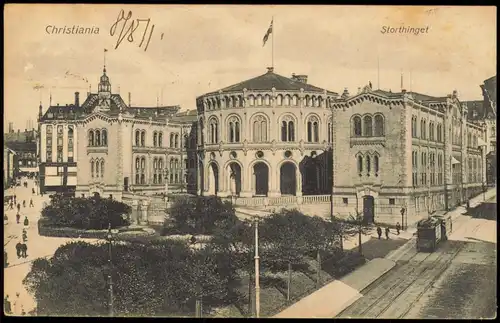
[350,136,386,147]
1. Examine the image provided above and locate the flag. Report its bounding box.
[262,19,273,47]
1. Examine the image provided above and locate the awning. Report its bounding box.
[451,157,461,165]
[477,137,487,147]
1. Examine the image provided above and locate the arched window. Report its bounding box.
[374,155,379,175]
[363,115,373,137]
[257,95,262,106]
[264,95,271,105]
[252,115,267,143]
[68,126,74,162]
[328,120,333,143]
[88,130,94,147]
[307,116,320,142]
[357,156,363,173]
[353,116,362,137]
[209,118,219,144]
[366,155,371,174]
[141,131,145,147]
[232,96,237,108]
[429,122,434,141]
[175,134,179,148]
[411,116,417,138]
[101,160,105,178]
[95,159,100,178]
[228,116,241,143]
[248,95,255,106]
[135,130,140,146]
[283,95,290,106]
[140,157,146,184]
[305,96,310,107]
[224,97,230,109]
[170,133,174,147]
[101,129,107,146]
[318,97,323,107]
[374,115,384,136]
[292,95,298,106]
[153,132,158,147]
[158,132,163,147]
[91,160,95,178]
[94,130,100,146]
[277,95,283,106]
[422,120,427,139]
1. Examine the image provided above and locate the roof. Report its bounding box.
[372,89,447,102]
[170,109,197,123]
[5,141,37,152]
[480,75,496,118]
[463,100,486,121]
[202,70,337,96]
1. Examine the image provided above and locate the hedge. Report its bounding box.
[38,218,154,240]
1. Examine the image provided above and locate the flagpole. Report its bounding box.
[272,16,274,70]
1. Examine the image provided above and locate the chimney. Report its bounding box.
[292,74,308,84]
[75,92,80,107]
[128,92,131,107]
[267,67,274,73]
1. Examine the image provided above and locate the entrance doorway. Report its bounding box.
[207,163,219,195]
[228,162,242,196]
[362,195,375,223]
[280,162,296,195]
[253,163,269,196]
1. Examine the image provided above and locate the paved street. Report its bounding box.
[3,179,101,316]
[338,193,497,319]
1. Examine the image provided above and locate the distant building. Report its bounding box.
[3,146,16,189]
[38,65,198,198]
[4,128,38,178]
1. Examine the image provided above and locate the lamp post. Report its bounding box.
[163,169,169,202]
[400,207,406,231]
[107,223,115,317]
[253,216,261,318]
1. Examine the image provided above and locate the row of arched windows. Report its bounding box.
[90,158,105,179]
[45,125,74,163]
[205,114,326,144]
[467,156,482,183]
[133,130,181,148]
[356,153,380,176]
[352,114,385,137]
[153,158,164,184]
[204,93,330,109]
[153,132,163,147]
[88,129,108,147]
[466,133,479,148]
[412,116,444,142]
[135,156,147,184]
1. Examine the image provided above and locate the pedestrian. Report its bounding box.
[17,203,20,212]
[13,195,17,204]
[385,227,390,240]
[21,243,28,258]
[4,295,12,314]
[376,226,382,239]
[22,229,28,243]
[9,201,14,209]
[16,242,22,258]
[16,213,20,224]
[22,200,26,208]
[29,199,34,207]
[32,188,35,195]
[396,222,401,235]
[23,216,29,227]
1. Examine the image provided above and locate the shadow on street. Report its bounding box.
[359,237,408,260]
[463,202,497,221]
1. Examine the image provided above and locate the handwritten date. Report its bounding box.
[110,9,160,52]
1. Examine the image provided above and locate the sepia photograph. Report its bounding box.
[3,4,497,319]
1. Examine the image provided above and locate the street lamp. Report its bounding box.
[400,207,406,231]
[253,216,261,319]
[107,223,116,317]
[163,169,169,202]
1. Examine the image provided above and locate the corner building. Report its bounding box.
[331,87,487,224]
[196,67,338,199]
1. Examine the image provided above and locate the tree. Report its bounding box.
[341,211,373,255]
[167,196,238,234]
[41,195,131,230]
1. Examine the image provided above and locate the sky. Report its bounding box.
[4,4,497,131]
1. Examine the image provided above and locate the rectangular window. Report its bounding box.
[389,198,395,205]
[342,198,348,205]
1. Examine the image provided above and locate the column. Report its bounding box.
[296,168,303,198]
[131,200,139,225]
[141,200,149,225]
[268,163,280,197]
[239,160,252,198]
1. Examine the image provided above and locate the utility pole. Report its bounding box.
[107,223,114,317]
[254,217,260,318]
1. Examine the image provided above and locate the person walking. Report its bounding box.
[16,242,22,259]
[13,195,17,205]
[385,227,390,240]
[376,226,382,239]
[22,229,28,243]
[22,200,26,208]
[21,243,28,258]
[16,213,21,224]
[17,203,21,213]
[396,222,401,235]
[29,199,34,207]
[4,295,12,315]
[32,187,35,195]
[23,216,29,228]
[9,201,14,210]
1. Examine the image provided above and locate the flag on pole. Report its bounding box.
[262,19,273,47]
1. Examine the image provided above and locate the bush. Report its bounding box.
[41,195,131,230]
[23,240,239,317]
[320,249,366,278]
[166,196,238,235]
